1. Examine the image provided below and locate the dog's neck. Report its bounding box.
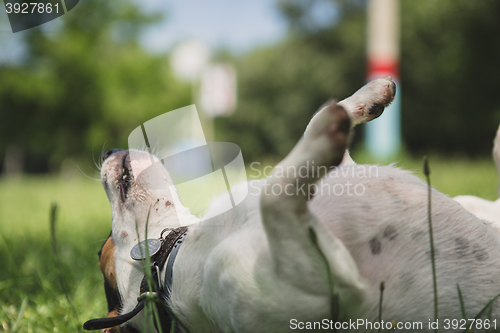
[110,183,199,321]
[112,185,197,247]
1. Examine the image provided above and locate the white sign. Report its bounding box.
[170,40,210,82]
[199,63,237,117]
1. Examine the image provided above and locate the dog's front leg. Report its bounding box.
[260,101,365,316]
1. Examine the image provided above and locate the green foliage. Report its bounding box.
[3,0,500,172]
[401,0,500,155]
[217,4,367,163]
[0,0,190,172]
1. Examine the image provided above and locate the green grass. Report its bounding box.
[0,155,498,332]
[0,176,110,332]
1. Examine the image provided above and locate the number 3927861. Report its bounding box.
[5,2,60,14]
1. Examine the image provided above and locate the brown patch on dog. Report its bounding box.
[98,235,122,321]
[102,309,121,333]
[101,309,140,332]
[99,237,118,292]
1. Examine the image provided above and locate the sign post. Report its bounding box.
[366,0,401,160]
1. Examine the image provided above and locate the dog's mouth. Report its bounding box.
[102,150,173,206]
[101,151,135,204]
[117,152,133,203]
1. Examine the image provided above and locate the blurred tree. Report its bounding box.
[217,0,367,164]
[400,0,500,155]
[3,0,500,173]
[218,0,500,165]
[0,0,190,173]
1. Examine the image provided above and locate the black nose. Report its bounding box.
[102,148,123,161]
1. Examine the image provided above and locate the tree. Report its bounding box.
[217,0,367,164]
[0,0,190,173]
[400,0,500,155]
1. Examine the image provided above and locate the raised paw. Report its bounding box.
[304,101,351,169]
[338,76,396,127]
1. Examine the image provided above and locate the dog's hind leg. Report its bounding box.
[306,77,396,165]
[260,101,365,317]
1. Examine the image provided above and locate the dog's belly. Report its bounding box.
[310,165,500,324]
[171,166,500,332]
[173,182,344,332]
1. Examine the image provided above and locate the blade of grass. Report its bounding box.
[472,293,500,319]
[135,209,193,333]
[457,284,467,319]
[135,207,163,333]
[308,227,339,330]
[49,203,80,331]
[11,297,27,333]
[462,292,500,333]
[424,157,439,331]
[378,282,385,333]
[49,203,58,256]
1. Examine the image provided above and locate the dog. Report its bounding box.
[454,125,500,228]
[86,77,500,332]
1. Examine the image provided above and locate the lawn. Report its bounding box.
[0,176,110,332]
[0,155,498,332]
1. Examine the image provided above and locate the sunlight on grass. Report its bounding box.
[0,176,110,332]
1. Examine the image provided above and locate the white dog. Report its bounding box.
[86,77,500,333]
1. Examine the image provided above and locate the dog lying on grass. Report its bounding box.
[87,77,500,332]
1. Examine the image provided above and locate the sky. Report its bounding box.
[0,0,288,62]
[138,0,288,54]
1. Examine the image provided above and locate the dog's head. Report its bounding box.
[96,149,192,331]
[100,148,195,236]
[101,149,178,222]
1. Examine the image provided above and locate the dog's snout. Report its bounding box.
[103,148,124,161]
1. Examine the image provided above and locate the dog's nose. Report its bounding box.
[102,149,124,161]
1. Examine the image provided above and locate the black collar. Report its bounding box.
[84,227,188,332]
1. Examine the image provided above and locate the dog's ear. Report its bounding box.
[99,234,121,314]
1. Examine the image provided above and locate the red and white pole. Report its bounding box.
[365,0,401,159]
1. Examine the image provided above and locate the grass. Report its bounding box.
[0,154,498,332]
[0,176,110,332]
[424,157,439,330]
